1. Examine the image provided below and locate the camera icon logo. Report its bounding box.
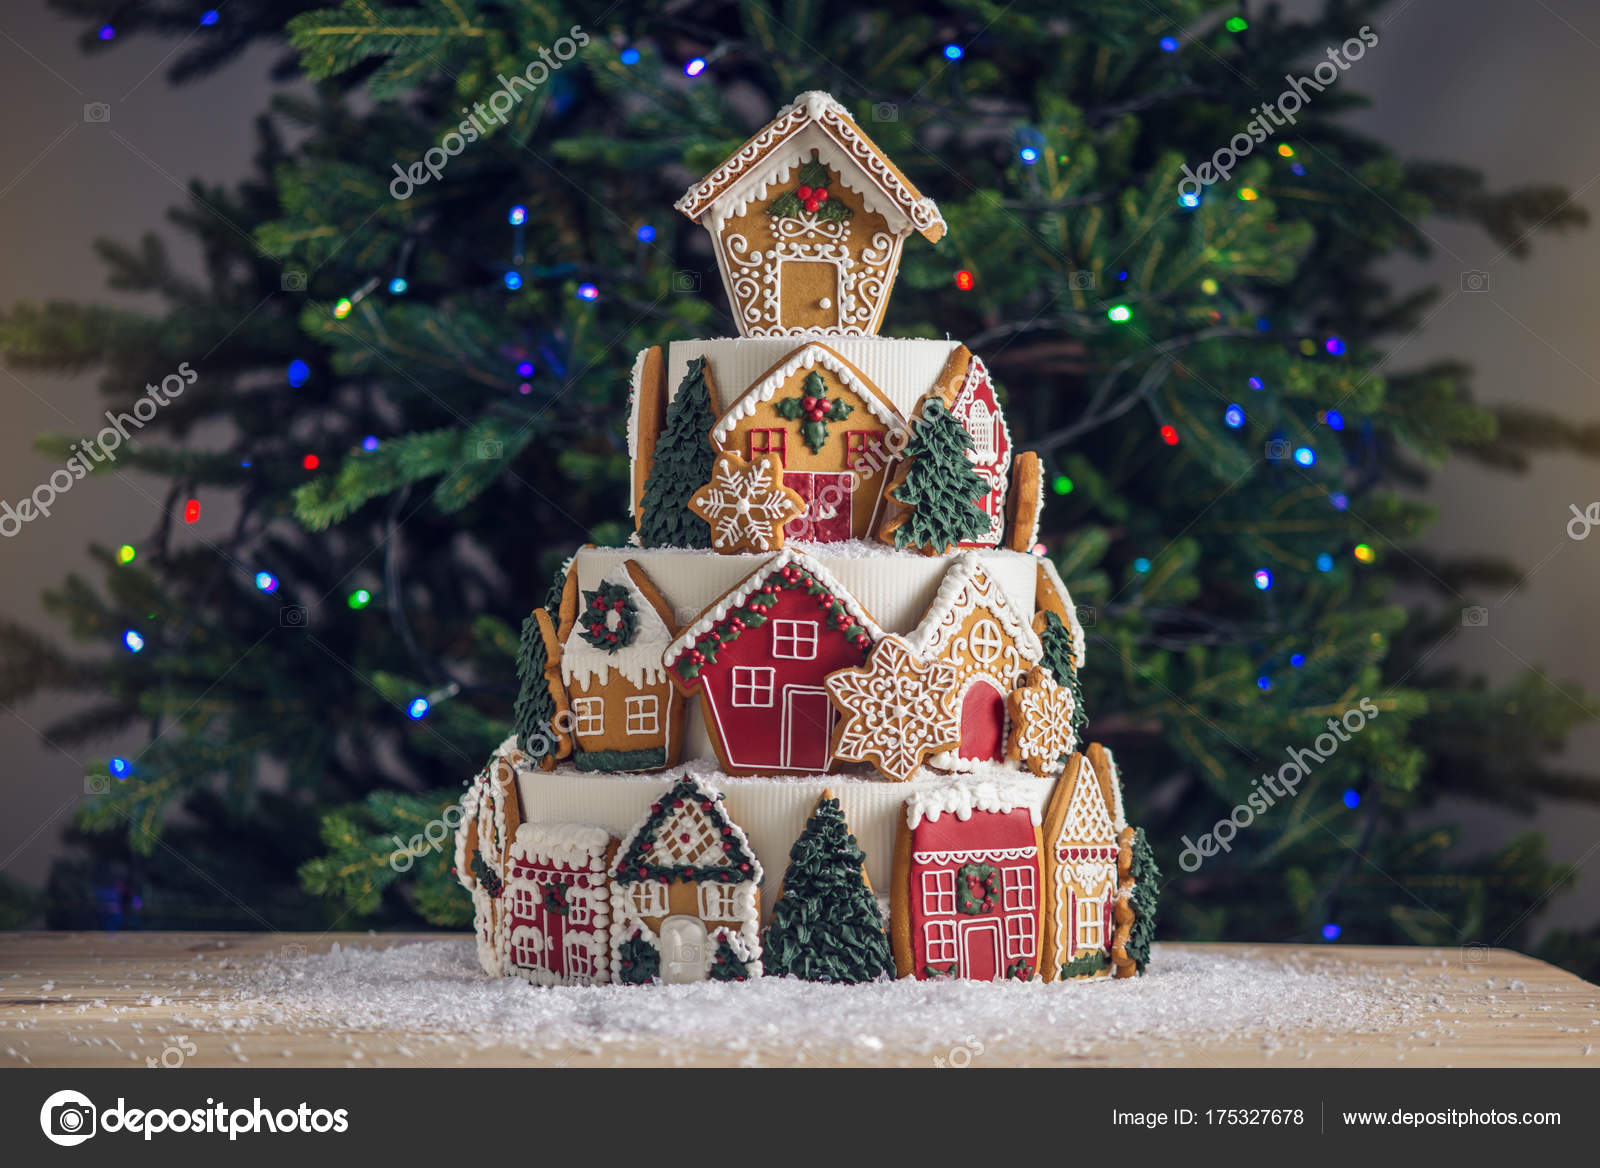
[83,102,111,124]
[280,270,307,292]
[1077,605,1098,628]
[84,774,110,796]
[672,270,701,292]
[1461,605,1489,628]
[1460,270,1491,293]
[279,604,308,628]
[40,1089,97,1146]
[871,102,898,123]
[1461,942,1490,966]
[1265,438,1290,461]
[476,439,504,460]
[281,942,308,961]
[1068,270,1096,291]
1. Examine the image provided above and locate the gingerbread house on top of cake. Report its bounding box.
[675,90,945,337]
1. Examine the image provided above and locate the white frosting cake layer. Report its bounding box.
[517,761,1056,914]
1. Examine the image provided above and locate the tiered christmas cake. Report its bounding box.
[454,91,1159,987]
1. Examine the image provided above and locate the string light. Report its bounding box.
[200,10,220,26]
[1134,557,1151,573]
[98,25,115,41]
[503,271,523,291]
[1342,789,1361,809]
[1256,317,1271,332]
[299,454,319,471]
[407,697,430,720]
[1299,339,1316,355]
[347,589,372,610]
[1238,187,1259,201]
[1159,424,1179,445]
[953,269,975,291]
[117,544,136,564]
[1200,277,1218,295]
[1254,569,1273,590]
[1248,376,1264,391]
[184,499,201,523]
[1051,475,1074,495]
[1294,445,1316,467]
[1316,553,1334,572]
[1330,492,1349,511]
[1019,146,1039,165]
[1031,542,1047,557]
[1290,653,1306,668]
[110,757,133,779]
[362,435,380,452]
[943,43,964,60]
[333,298,353,319]
[1278,144,1295,158]
[519,383,532,395]
[576,283,599,301]
[1224,404,1245,429]
[1178,191,1200,209]
[254,571,279,593]
[287,359,310,387]
[1321,923,1342,941]
[1290,163,1306,177]
[1353,543,1376,563]
[1160,36,1180,52]
[123,630,145,653]
[620,47,641,65]
[1324,336,1346,355]
[1108,304,1132,323]
[1226,16,1250,32]
[684,57,707,77]
[635,224,656,242]
[1257,676,1274,691]
[508,205,527,226]
[517,361,535,378]
[388,276,409,295]
[1324,410,1346,431]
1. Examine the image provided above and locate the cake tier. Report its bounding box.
[517,759,1056,915]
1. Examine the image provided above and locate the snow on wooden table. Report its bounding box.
[1,933,1594,1067]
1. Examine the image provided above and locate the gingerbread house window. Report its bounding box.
[747,427,788,465]
[698,883,740,921]
[567,887,594,927]
[564,937,597,979]
[630,883,668,918]
[968,619,1004,664]
[772,619,819,660]
[965,400,996,459]
[925,920,958,964]
[625,695,659,735]
[1005,914,1035,960]
[922,869,956,916]
[731,666,775,707]
[1076,895,1103,951]
[572,697,604,737]
[1002,865,1037,912]
[845,429,884,471]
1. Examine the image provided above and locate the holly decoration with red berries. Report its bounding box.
[767,159,853,223]
[776,370,854,454]
[542,881,570,917]
[578,581,638,653]
[955,861,1000,915]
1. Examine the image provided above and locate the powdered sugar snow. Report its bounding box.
[172,940,1434,1066]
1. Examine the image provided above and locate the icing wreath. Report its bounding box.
[579,582,638,652]
[955,861,1000,915]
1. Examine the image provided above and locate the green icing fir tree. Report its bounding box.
[763,796,894,983]
[1124,828,1160,976]
[708,936,751,981]
[1038,611,1090,752]
[886,399,992,552]
[617,932,660,985]
[638,358,715,548]
[512,611,556,760]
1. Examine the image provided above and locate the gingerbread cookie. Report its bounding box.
[878,396,994,555]
[628,345,667,527]
[500,824,618,986]
[1038,752,1119,982]
[825,635,961,782]
[1005,665,1078,776]
[689,450,807,553]
[1003,450,1043,553]
[674,91,945,338]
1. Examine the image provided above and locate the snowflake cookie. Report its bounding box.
[1005,665,1078,776]
[689,450,807,554]
[825,634,961,781]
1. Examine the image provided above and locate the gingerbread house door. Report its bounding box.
[778,259,841,331]
[957,680,1006,761]
[785,472,853,542]
[660,916,710,984]
[959,918,1003,981]
[782,686,833,771]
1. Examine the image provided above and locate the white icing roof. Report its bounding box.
[1038,555,1087,670]
[904,778,1045,830]
[905,551,1044,662]
[675,91,945,241]
[560,562,676,690]
[709,341,905,445]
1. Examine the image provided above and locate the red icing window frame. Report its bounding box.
[747,428,788,466]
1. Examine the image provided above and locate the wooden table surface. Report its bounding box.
[1,932,1595,1068]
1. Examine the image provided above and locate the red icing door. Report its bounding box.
[783,687,833,771]
[958,680,1005,760]
[960,918,1002,981]
[784,472,853,542]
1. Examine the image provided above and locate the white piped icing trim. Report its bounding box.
[676,90,945,241]
[708,342,906,445]
[904,778,1044,830]
[1038,556,1087,670]
[662,544,886,665]
[905,551,1043,662]
[625,347,651,516]
[510,821,611,871]
[1100,747,1127,832]
[454,734,523,976]
[560,562,675,690]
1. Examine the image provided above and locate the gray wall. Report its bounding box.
[1,1,1596,930]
